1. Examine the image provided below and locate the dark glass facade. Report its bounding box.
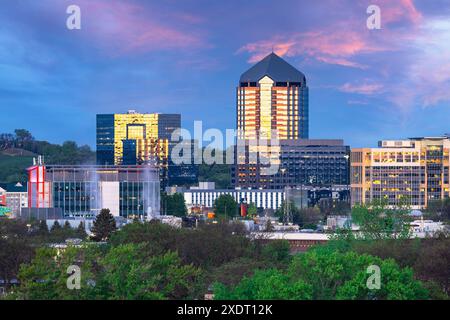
[122,140,137,165]
[168,139,199,186]
[96,114,115,165]
[232,140,350,189]
[158,114,181,140]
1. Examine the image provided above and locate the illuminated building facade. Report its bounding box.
[28,161,51,208]
[351,137,450,209]
[96,111,181,186]
[96,111,179,165]
[237,52,308,140]
[234,53,313,188]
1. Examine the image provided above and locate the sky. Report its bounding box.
[1,0,450,148]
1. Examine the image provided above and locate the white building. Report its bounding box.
[184,188,285,210]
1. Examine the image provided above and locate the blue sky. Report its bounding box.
[1,0,450,148]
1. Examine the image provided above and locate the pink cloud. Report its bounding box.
[238,0,422,68]
[238,28,385,68]
[378,0,422,25]
[237,0,450,111]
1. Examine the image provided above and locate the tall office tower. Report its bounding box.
[237,52,308,140]
[351,136,450,209]
[234,53,310,189]
[96,111,181,186]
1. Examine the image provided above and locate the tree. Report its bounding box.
[351,237,450,297]
[50,220,61,232]
[14,129,34,148]
[63,220,72,232]
[214,269,313,300]
[275,200,301,224]
[109,220,179,256]
[11,246,104,300]
[290,246,428,300]
[350,200,412,240]
[91,209,117,241]
[247,203,257,217]
[0,219,35,290]
[261,240,291,266]
[37,220,49,237]
[214,246,430,300]
[198,148,232,188]
[213,194,238,218]
[208,257,267,288]
[76,221,87,239]
[98,244,202,299]
[161,193,188,217]
[109,220,257,271]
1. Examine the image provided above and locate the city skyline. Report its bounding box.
[1,0,450,149]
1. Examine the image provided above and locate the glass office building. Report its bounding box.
[351,137,450,209]
[233,139,350,189]
[96,111,186,187]
[234,53,336,190]
[96,111,180,166]
[237,52,309,140]
[28,165,160,218]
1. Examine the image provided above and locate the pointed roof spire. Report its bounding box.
[240,52,306,84]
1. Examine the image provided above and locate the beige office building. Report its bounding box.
[237,52,308,141]
[351,137,450,209]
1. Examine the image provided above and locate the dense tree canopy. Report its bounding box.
[215,246,429,300]
[2,206,448,300]
[213,194,239,218]
[341,200,413,240]
[161,193,188,217]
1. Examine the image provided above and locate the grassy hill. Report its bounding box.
[1,148,37,157]
[0,129,96,183]
[0,152,34,183]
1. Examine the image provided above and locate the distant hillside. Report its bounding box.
[1,148,37,157]
[0,153,34,183]
[0,129,95,183]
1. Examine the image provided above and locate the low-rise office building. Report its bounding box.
[351,136,450,209]
[183,182,349,212]
[27,163,160,218]
[185,187,285,211]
